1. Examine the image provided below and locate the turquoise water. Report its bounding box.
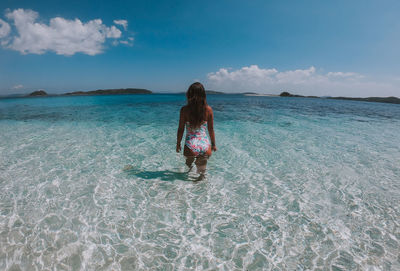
[1,94,399,270]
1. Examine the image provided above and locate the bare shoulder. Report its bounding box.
[206,105,214,120]
[179,106,188,121]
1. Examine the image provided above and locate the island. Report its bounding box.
[29,90,48,96]
[329,96,400,104]
[175,90,226,95]
[64,88,152,95]
[279,92,400,105]
[279,91,318,98]
[205,90,225,94]
[1,89,398,105]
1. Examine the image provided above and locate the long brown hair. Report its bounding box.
[186,82,207,127]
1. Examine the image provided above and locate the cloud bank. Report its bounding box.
[207,65,399,97]
[0,9,131,56]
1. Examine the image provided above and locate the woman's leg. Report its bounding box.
[195,156,208,174]
[195,145,212,174]
[183,145,195,170]
[184,145,211,175]
[185,156,195,169]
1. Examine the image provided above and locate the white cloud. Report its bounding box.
[326,71,364,79]
[113,19,128,30]
[105,25,122,38]
[207,65,399,97]
[0,18,10,38]
[12,84,23,89]
[1,9,128,56]
[113,36,134,46]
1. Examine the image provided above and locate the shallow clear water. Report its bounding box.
[1,94,399,270]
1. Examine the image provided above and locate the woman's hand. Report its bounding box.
[176,144,181,153]
[212,145,217,152]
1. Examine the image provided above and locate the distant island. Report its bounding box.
[173,90,226,95]
[24,88,152,97]
[1,89,397,105]
[205,90,225,94]
[279,91,318,98]
[329,96,400,104]
[64,88,152,95]
[279,91,400,105]
[29,90,48,96]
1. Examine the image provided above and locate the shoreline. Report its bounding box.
[1,89,399,105]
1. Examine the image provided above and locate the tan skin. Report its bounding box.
[176,105,217,173]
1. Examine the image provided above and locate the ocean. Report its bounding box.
[0,94,399,270]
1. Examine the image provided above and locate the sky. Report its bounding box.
[0,0,400,97]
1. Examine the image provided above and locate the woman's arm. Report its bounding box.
[176,107,185,152]
[207,106,217,151]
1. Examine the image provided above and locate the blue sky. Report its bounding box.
[0,0,400,96]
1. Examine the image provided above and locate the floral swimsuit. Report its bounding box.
[185,121,210,156]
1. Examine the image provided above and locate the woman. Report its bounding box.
[176,82,217,175]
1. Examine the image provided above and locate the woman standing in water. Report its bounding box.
[176,82,217,176]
